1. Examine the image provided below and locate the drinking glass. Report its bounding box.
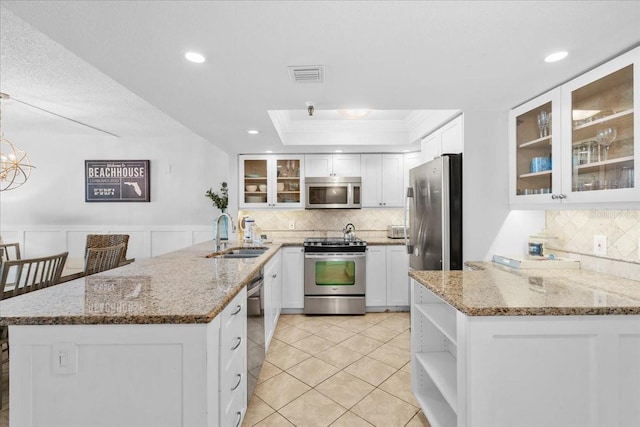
[537,111,550,138]
[596,127,617,161]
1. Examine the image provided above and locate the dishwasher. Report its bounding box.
[246,269,265,401]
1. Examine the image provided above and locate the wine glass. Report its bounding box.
[537,111,550,138]
[596,127,617,161]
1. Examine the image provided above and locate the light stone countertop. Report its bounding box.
[410,261,640,316]
[0,238,404,326]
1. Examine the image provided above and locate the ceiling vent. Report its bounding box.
[288,65,325,83]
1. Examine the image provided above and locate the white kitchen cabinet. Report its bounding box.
[386,245,410,306]
[421,115,464,162]
[411,280,640,427]
[281,246,304,310]
[361,154,404,207]
[509,46,639,207]
[305,154,361,177]
[263,252,282,351]
[239,155,304,208]
[219,289,247,426]
[365,246,387,307]
[366,245,409,308]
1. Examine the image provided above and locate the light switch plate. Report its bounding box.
[593,235,607,256]
[289,221,295,230]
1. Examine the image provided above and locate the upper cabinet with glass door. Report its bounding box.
[510,47,639,207]
[509,89,562,206]
[239,155,304,208]
[561,48,639,203]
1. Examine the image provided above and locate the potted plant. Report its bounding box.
[206,182,230,241]
[205,182,228,212]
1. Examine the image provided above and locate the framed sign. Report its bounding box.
[85,160,150,202]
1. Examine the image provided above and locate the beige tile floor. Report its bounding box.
[243,312,431,427]
[0,313,430,427]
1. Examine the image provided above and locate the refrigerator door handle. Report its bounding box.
[404,186,413,253]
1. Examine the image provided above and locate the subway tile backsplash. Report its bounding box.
[545,210,640,280]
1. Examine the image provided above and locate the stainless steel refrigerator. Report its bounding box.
[406,153,462,270]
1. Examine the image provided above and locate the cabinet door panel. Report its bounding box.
[381,154,404,207]
[361,154,383,207]
[365,246,386,307]
[281,247,304,309]
[421,132,441,162]
[440,116,463,154]
[305,155,332,177]
[333,154,361,176]
[386,246,409,306]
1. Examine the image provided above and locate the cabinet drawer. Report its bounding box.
[221,386,245,427]
[220,298,245,338]
[221,353,246,420]
[220,326,245,373]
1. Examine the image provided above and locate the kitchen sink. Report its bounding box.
[209,247,268,259]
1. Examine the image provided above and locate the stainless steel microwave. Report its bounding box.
[305,177,361,209]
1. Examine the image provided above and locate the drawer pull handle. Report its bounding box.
[231,373,243,391]
[231,336,242,350]
[234,411,242,427]
[231,305,242,315]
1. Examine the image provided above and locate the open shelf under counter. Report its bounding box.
[414,356,457,427]
[415,303,457,344]
[416,352,458,414]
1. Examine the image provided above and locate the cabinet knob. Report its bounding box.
[551,194,558,200]
[559,193,567,199]
[272,273,277,278]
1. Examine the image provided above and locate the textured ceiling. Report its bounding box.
[1,1,640,154]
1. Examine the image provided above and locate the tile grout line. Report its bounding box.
[247,312,419,427]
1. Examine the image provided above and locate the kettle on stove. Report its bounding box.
[343,223,356,241]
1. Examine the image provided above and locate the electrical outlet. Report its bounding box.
[288,221,295,230]
[52,343,77,375]
[593,235,607,256]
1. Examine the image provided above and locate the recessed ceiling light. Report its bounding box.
[334,149,343,153]
[544,51,568,63]
[247,130,259,135]
[265,150,273,153]
[402,149,410,153]
[185,51,206,63]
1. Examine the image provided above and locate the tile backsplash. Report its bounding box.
[545,209,640,279]
[240,208,404,239]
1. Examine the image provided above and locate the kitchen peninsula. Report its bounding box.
[410,263,640,427]
[0,241,281,427]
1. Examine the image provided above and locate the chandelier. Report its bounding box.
[0,93,35,191]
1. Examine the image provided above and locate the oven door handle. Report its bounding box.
[304,252,366,259]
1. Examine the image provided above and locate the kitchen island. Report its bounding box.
[0,241,282,427]
[410,262,640,427]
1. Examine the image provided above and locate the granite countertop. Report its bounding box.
[410,261,640,316]
[0,237,409,326]
[0,241,283,326]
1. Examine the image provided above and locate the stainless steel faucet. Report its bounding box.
[214,212,233,252]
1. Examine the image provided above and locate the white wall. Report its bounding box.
[0,130,230,258]
[461,110,545,261]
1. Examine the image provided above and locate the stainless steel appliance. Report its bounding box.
[407,153,463,270]
[246,270,265,402]
[303,237,367,314]
[305,177,362,209]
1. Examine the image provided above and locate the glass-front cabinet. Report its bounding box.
[561,49,638,203]
[509,89,562,205]
[510,47,639,206]
[239,155,304,208]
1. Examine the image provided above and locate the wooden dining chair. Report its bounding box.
[0,251,68,300]
[85,234,132,266]
[0,251,68,409]
[84,243,127,276]
[0,242,21,263]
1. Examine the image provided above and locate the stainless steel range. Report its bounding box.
[303,237,367,315]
